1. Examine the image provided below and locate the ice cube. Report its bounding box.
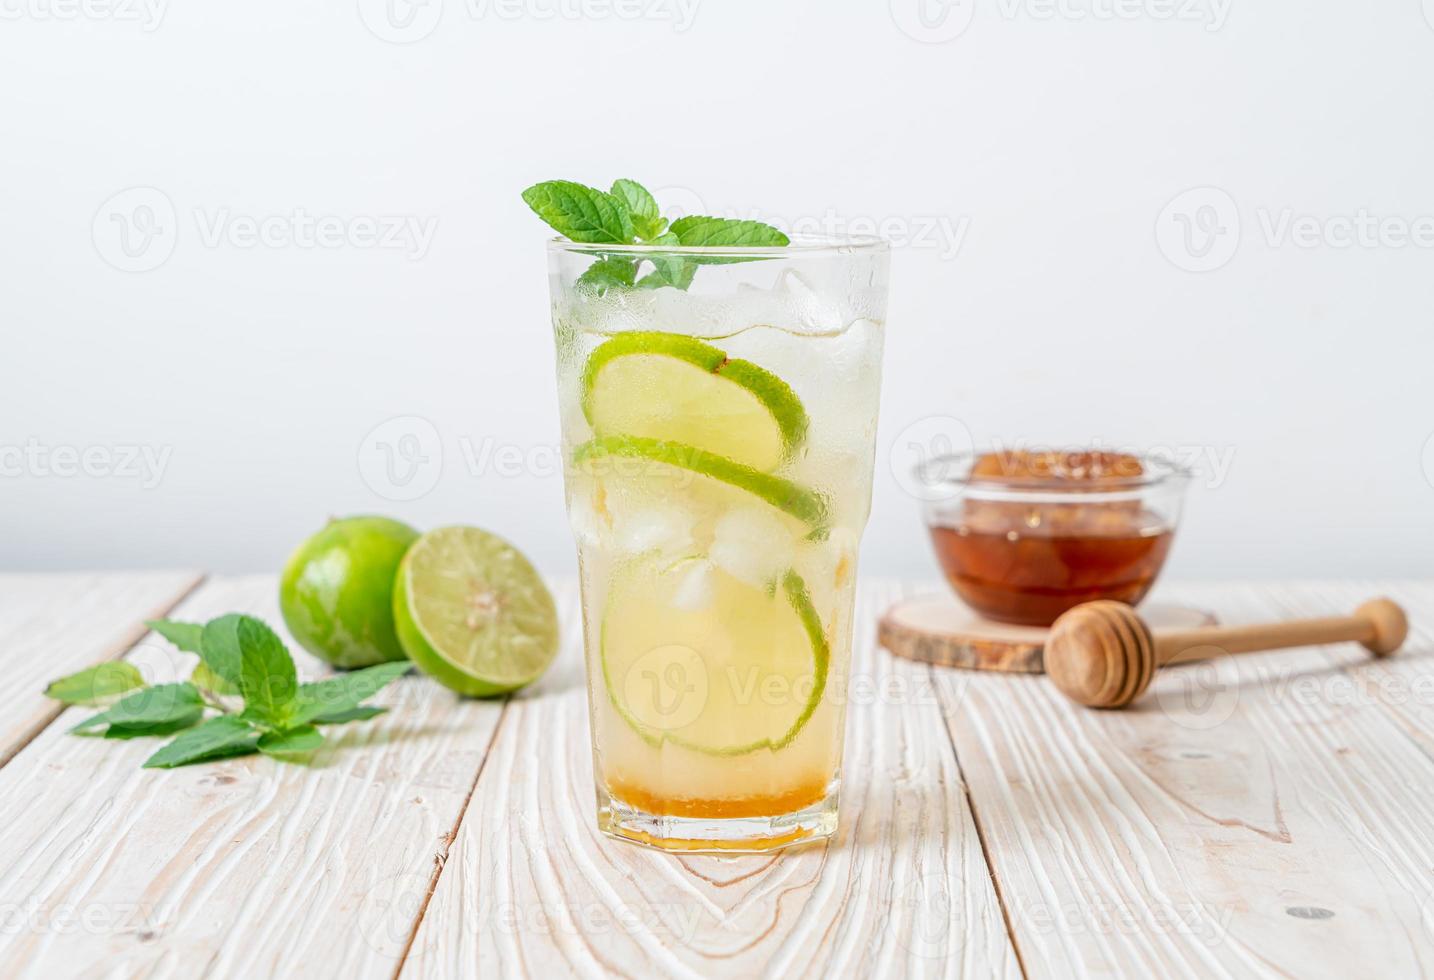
[773,269,846,334]
[709,507,796,589]
[565,479,609,550]
[793,528,858,607]
[670,559,716,612]
[612,501,695,559]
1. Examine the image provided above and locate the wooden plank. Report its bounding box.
[0,574,506,980]
[934,580,1434,979]
[0,571,202,769]
[401,580,1021,979]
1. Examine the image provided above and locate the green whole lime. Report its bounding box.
[279,515,420,669]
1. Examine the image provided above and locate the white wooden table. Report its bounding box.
[1,574,1431,979]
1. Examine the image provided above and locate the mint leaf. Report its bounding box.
[236,617,298,729]
[142,715,259,769]
[191,662,239,697]
[311,705,388,725]
[147,619,204,654]
[198,614,247,687]
[611,179,664,240]
[575,256,638,294]
[71,682,204,733]
[45,662,146,706]
[104,710,204,739]
[152,618,240,694]
[521,180,634,244]
[670,216,789,249]
[257,725,324,759]
[289,662,409,727]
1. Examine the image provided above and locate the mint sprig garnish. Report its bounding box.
[520,180,635,244]
[44,614,408,769]
[521,178,788,293]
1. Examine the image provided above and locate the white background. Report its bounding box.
[3,0,1432,579]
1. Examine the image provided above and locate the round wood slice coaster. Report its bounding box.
[878,595,1218,674]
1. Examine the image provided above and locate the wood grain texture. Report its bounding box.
[936,580,1434,979]
[0,571,202,769]
[401,580,1022,979]
[0,575,506,980]
[5,574,1432,980]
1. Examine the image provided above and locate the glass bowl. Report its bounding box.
[914,450,1192,627]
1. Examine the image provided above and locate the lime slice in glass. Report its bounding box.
[393,526,559,697]
[601,558,829,755]
[581,331,808,471]
[572,435,827,535]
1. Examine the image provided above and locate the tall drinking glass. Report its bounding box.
[547,235,889,852]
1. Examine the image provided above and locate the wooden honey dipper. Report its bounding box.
[1045,598,1409,709]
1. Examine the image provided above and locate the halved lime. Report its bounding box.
[392,526,559,697]
[572,435,827,533]
[581,332,808,471]
[601,559,829,755]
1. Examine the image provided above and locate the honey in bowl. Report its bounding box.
[919,450,1187,627]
